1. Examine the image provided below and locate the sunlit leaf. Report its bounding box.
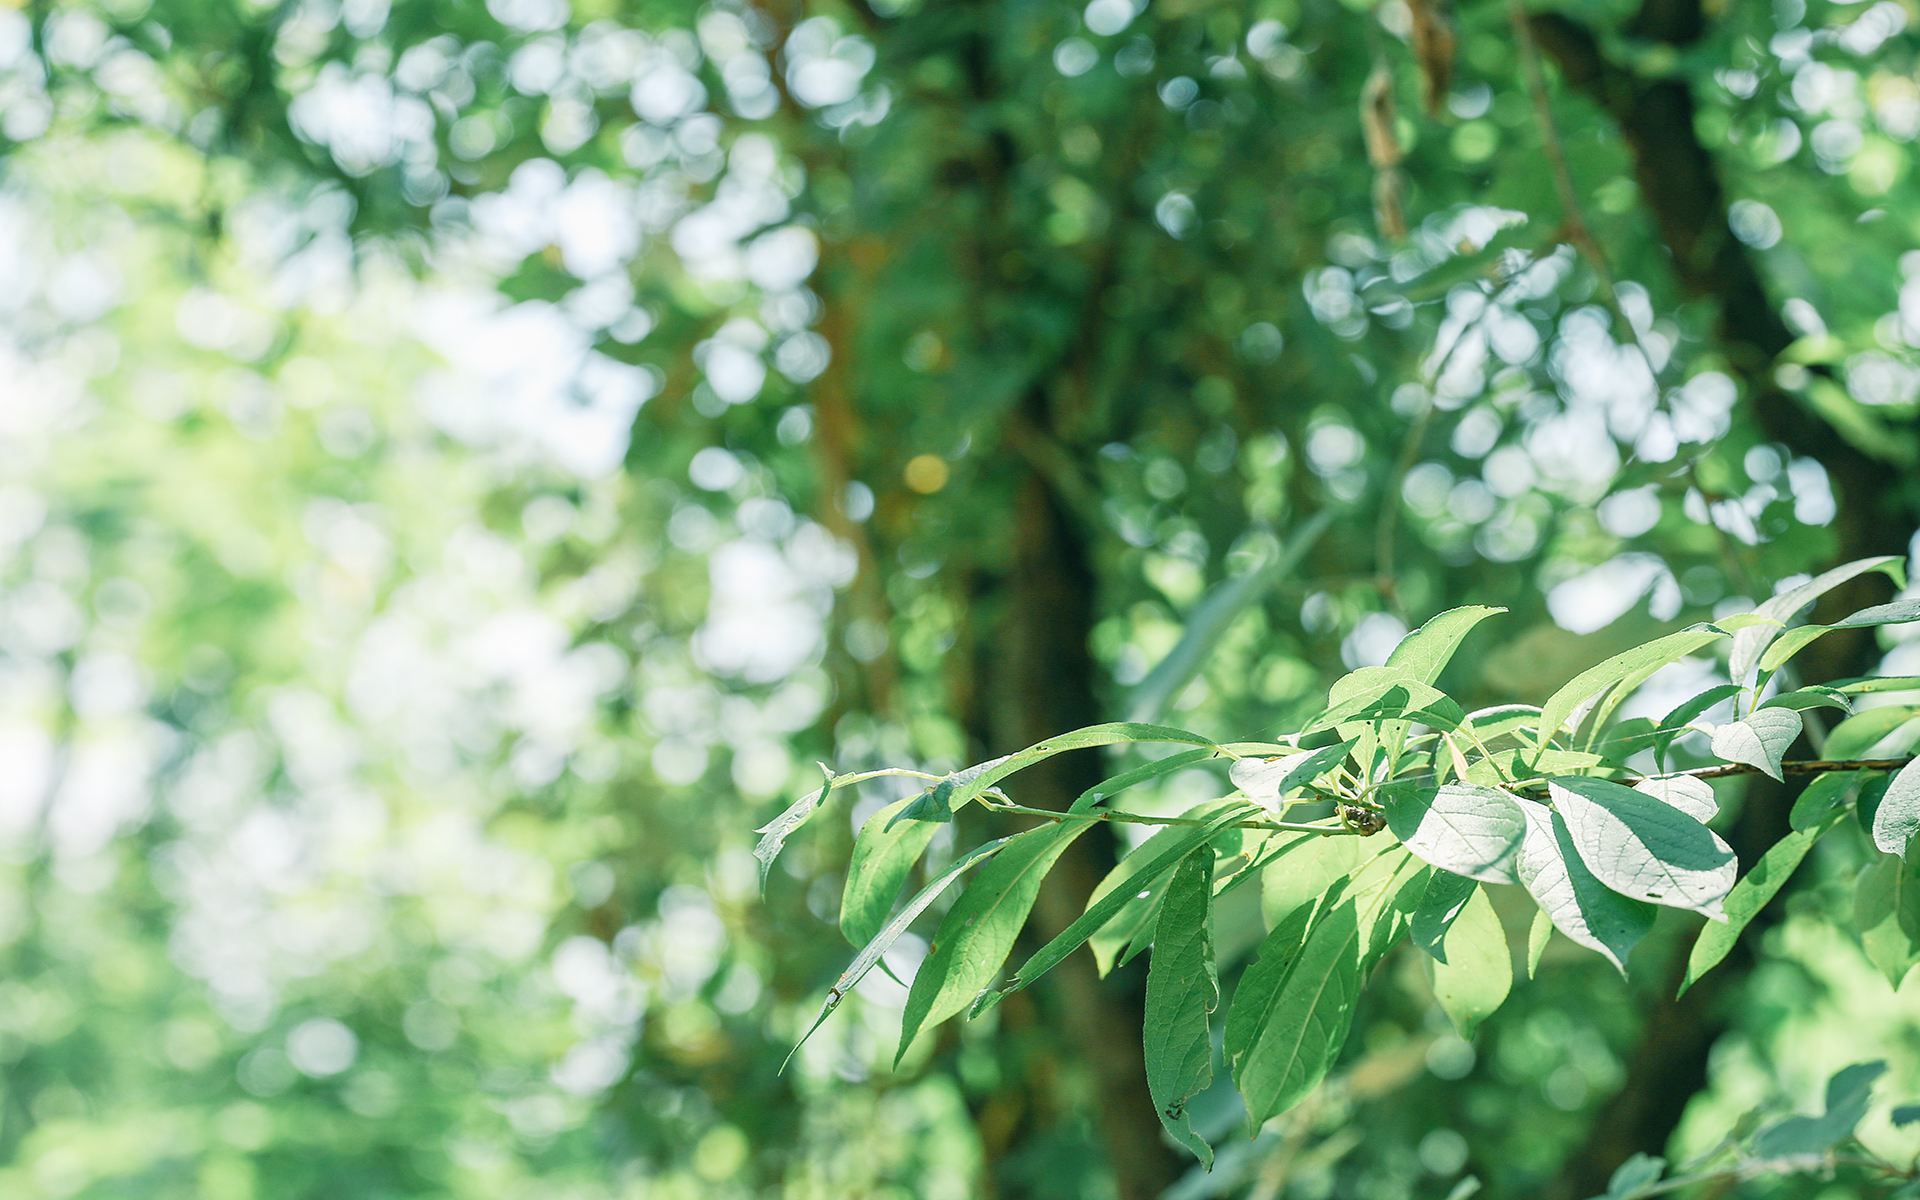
[1680,818,1836,996]
[1513,799,1656,973]
[1534,625,1727,757]
[1430,884,1510,1037]
[1708,707,1803,782]
[1548,777,1737,918]
[1633,775,1718,823]
[1385,605,1506,684]
[1384,782,1526,884]
[1729,556,1906,681]
[1870,757,1920,857]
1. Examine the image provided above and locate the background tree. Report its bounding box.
[1,0,1918,1196]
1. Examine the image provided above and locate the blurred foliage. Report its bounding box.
[2,0,1920,1196]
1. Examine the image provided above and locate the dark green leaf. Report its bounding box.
[842,794,947,946]
[1548,777,1737,917]
[1751,1061,1886,1158]
[1680,819,1833,996]
[1143,850,1218,1167]
[1514,799,1656,973]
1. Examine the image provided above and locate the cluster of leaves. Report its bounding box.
[766,558,1920,1165]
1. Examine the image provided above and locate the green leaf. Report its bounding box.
[1760,685,1853,715]
[1752,1061,1887,1158]
[842,795,947,946]
[1652,684,1742,766]
[1430,884,1511,1037]
[1384,782,1527,884]
[843,794,949,946]
[1513,798,1657,973]
[1870,757,1920,857]
[1855,853,1920,987]
[1825,706,1920,759]
[787,836,1015,1071]
[1633,775,1718,822]
[1707,707,1803,782]
[1759,598,1920,674]
[1128,513,1332,722]
[1083,798,1246,976]
[1600,1152,1666,1199]
[1790,771,1864,831]
[938,723,1225,814]
[1228,852,1425,1127]
[1525,907,1553,978]
[1410,870,1476,961]
[1679,819,1833,996]
[1143,850,1219,1168]
[1259,831,1387,930]
[1228,739,1355,808]
[1386,605,1507,685]
[1548,777,1738,918]
[978,802,1260,1010]
[1832,675,1920,695]
[754,764,835,893]
[1729,555,1906,680]
[1535,626,1727,758]
[896,823,1088,1060]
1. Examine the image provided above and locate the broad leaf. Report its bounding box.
[1680,818,1833,996]
[1870,757,1920,857]
[1259,831,1387,930]
[1707,707,1803,782]
[1513,799,1656,973]
[1790,770,1864,831]
[1430,884,1511,1037]
[1633,775,1718,822]
[1855,853,1920,986]
[978,802,1259,1009]
[1386,605,1506,684]
[787,836,1014,1069]
[1535,626,1726,757]
[1411,870,1476,961]
[1600,1152,1666,1199]
[1143,850,1219,1167]
[1385,782,1527,884]
[896,822,1088,1060]
[1549,777,1737,918]
[1729,555,1905,681]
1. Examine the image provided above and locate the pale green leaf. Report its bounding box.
[1143,850,1218,1167]
[1707,707,1803,782]
[1525,907,1552,978]
[1825,707,1920,759]
[1385,605,1507,685]
[1752,1062,1887,1158]
[1430,884,1511,1037]
[754,764,835,893]
[1729,556,1906,681]
[1548,777,1737,918]
[1259,831,1386,930]
[1870,757,1920,857]
[1856,854,1920,987]
[1229,739,1354,808]
[1759,598,1920,674]
[1513,799,1656,973]
[1633,775,1718,822]
[1535,626,1726,757]
[1384,782,1527,884]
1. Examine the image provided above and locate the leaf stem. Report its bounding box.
[980,798,1358,836]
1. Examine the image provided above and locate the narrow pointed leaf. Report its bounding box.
[1386,605,1506,684]
[979,802,1259,1010]
[1759,598,1920,675]
[1143,850,1218,1167]
[1680,818,1834,996]
[1548,777,1738,918]
[896,823,1088,1060]
[786,836,1014,1070]
[1229,739,1354,808]
[754,765,835,892]
[1729,555,1905,681]
[1761,686,1853,715]
[1535,626,1726,756]
[842,794,947,946]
